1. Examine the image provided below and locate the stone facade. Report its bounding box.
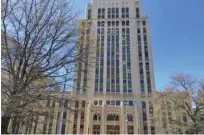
[70,0,156,134]
[6,0,157,134]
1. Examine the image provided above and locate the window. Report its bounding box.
[128,125,134,134]
[107,114,119,121]
[143,28,147,34]
[145,52,148,57]
[151,126,155,134]
[98,8,101,19]
[116,100,120,106]
[93,114,100,121]
[102,8,105,18]
[94,100,98,105]
[97,21,100,26]
[142,101,146,112]
[138,36,141,44]
[112,8,115,18]
[81,112,85,120]
[127,114,133,121]
[144,125,148,134]
[112,21,115,26]
[136,7,140,12]
[137,28,141,34]
[141,83,145,93]
[111,100,115,105]
[116,21,119,26]
[122,7,129,18]
[142,21,146,26]
[99,100,103,105]
[126,8,129,18]
[107,8,119,19]
[122,8,125,18]
[136,7,140,18]
[116,8,119,18]
[101,21,105,26]
[122,21,125,26]
[126,20,129,26]
[148,85,152,93]
[93,125,100,134]
[146,62,149,70]
[61,124,66,134]
[129,101,133,106]
[124,100,134,106]
[88,9,91,19]
[144,36,147,44]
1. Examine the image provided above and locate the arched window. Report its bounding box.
[93,114,97,120]
[101,21,105,26]
[93,113,101,121]
[116,21,119,26]
[142,21,146,26]
[122,21,125,26]
[97,21,101,26]
[107,114,119,121]
[108,21,111,26]
[126,20,129,26]
[112,21,115,26]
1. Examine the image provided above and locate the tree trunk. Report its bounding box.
[1,116,10,134]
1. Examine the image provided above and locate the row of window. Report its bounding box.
[97,20,146,27]
[108,8,119,18]
[98,21,129,27]
[137,28,147,34]
[137,21,146,27]
[88,7,143,20]
[98,7,129,19]
[98,8,105,19]
[93,114,134,122]
[106,125,120,134]
[93,125,100,134]
[93,100,134,106]
[138,35,148,45]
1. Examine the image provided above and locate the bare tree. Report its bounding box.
[151,73,204,134]
[1,0,94,133]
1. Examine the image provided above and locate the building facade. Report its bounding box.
[71,0,156,134]
[5,0,156,134]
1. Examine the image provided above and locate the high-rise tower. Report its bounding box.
[73,0,156,134]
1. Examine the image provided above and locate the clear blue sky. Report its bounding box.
[73,0,204,90]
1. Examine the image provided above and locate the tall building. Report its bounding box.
[72,0,156,134]
[4,0,156,134]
